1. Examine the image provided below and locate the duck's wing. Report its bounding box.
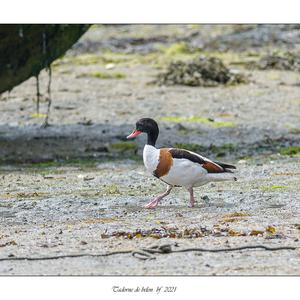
[169,148,236,173]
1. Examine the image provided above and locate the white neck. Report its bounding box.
[143,144,159,173]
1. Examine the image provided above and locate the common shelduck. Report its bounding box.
[127,118,237,209]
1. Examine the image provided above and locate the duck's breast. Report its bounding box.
[143,144,160,173]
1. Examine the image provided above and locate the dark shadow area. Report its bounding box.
[0,122,298,163]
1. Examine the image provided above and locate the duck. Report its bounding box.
[127,118,237,209]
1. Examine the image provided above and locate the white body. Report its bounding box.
[143,145,235,188]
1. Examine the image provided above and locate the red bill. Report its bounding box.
[126,130,142,139]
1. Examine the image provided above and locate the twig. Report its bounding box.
[41,65,52,128]
[35,75,40,114]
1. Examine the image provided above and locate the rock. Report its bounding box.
[105,63,116,70]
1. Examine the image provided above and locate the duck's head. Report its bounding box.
[127,118,159,146]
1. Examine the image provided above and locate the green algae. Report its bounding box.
[279,146,300,156]
[103,184,121,195]
[161,116,235,128]
[288,128,300,134]
[28,158,98,169]
[54,53,130,66]
[77,71,126,79]
[261,185,287,192]
[173,143,206,153]
[162,42,190,56]
[110,142,138,151]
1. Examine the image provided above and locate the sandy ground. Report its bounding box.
[0,25,300,275]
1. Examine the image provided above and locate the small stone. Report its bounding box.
[201,195,210,203]
[105,63,115,70]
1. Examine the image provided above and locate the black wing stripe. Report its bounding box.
[213,161,236,169]
[169,148,235,174]
[169,149,205,165]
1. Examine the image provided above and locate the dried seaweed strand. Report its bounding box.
[0,250,132,262]
[0,244,297,262]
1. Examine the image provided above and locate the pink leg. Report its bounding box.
[188,187,195,208]
[145,185,173,209]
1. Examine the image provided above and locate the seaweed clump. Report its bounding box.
[156,56,248,87]
[255,52,300,71]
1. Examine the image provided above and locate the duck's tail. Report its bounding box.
[214,161,236,173]
[207,172,237,182]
